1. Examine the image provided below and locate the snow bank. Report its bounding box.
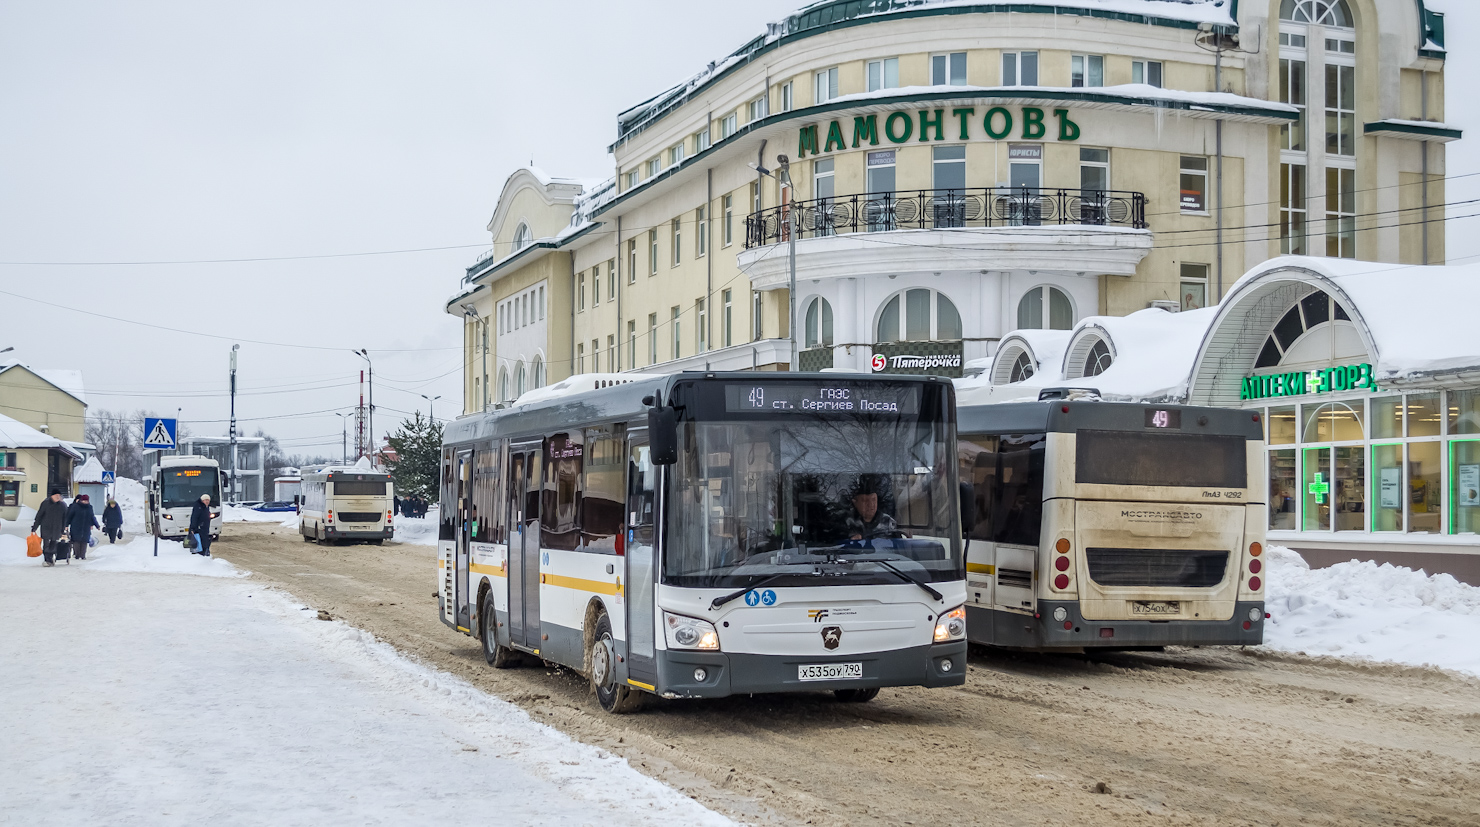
[222,504,287,523]
[0,533,244,578]
[1264,546,1480,677]
[114,476,148,533]
[393,506,440,546]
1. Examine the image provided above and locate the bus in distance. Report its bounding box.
[957,393,1266,649]
[299,464,394,544]
[145,454,223,541]
[438,372,967,713]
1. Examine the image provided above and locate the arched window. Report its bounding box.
[1280,0,1353,28]
[1254,292,1353,368]
[531,355,545,389]
[1009,351,1035,383]
[515,363,527,398]
[875,289,961,342]
[804,297,834,348]
[512,223,533,252]
[497,368,509,403]
[1083,340,1113,377]
[1017,286,1074,330]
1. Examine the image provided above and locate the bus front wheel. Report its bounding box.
[591,614,643,714]
[480,599,518,669]
[834,687,880,703]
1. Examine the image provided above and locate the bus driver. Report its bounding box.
[847,476,899,540]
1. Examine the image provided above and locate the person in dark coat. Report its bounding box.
[189,493,217,556]
[102,497,124,543]
[65,493,100,561]
[31,488,69,567]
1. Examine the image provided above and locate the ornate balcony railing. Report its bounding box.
[744,187,1147,249]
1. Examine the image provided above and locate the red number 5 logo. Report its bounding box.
[870,354,887,372]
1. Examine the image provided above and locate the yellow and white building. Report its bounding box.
[448,0,1454,411]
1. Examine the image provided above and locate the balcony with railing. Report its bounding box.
[744,187,1147,249]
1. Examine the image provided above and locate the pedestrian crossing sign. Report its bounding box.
[143,418,178,450]
[101,470,116,483]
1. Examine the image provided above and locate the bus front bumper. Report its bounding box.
[650,641,967,699]
[969,601,1266,649]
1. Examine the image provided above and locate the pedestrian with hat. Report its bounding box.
[189,493,217,556]
[101,497,124,543]
[65,493,99,561]
[31,488,68,567]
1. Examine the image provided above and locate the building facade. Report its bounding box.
[450,0,1452,409]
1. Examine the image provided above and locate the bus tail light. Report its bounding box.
[1249,542,1263,556]
[327,509,334,523]
[1248,576,1262,591]
[1054,556,1071,572]
[1053,574,1070,590]
[386,509,393,523]
[1248,559,1262,574]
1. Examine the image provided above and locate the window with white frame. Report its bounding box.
[592,264,600,306]
[1180,262,1209,311]
[512,223,532,251]
[1071,55,1104,87]
[1281,162,1308,254]
[668,144,685,167]
[625,170,638,190]
[577,272,586,311]
[1326,166,1355,258]
[1132,60,1163,87]
[696,298,707,352]
[931,52,967,86]
[627,239,637,283]
[1180,156,1208,213]
[804,297,833,348]
[781,81,793,112]
[607,335,615,372]
[1001,51,1038,86]
[576,343,584,373]
[627,320,636,368]
[721,113,737,139]
[696,206,707,257]
[747,96,768,123]
[723,195,734,246]
[648,313,658,364]
[753,291,764,340]
[591,339,600,373]
[538,286,545,320]
[867,58,899,92]
[608,259,617,300]
[1325,58,1355,157]
[696,128,711,153]
[648,229,658,275]
[1017,285,1074,330]
[671,218,681,267]
[670,306,681,360]
[646,157,660,178]
[876,289,961,343]
[815,66,839,103]
[723,289,733,347]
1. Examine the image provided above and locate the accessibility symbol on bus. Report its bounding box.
[745,591,760,606]
[744,589,779,607]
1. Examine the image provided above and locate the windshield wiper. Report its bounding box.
[833,555,943,602]
[710,572,812,610]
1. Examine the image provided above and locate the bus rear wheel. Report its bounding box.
[590,614,643,714]
[833,687,880,703]
[481,599,518,669]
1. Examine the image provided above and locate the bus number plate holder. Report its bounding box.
[1130,601,1181,616]
[798,663,862,681]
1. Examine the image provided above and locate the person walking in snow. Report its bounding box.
[31,489,69,567]
[65,493,99,561]
[189,493,217,556]
[102,497,123,543]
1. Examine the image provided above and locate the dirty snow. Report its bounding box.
[1263,546,1480,678]
[0,562,734,826]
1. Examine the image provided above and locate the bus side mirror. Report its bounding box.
[648,406,678,466]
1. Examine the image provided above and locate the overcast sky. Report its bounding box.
[1,0,1473,461]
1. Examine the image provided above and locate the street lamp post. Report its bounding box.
[752,156,800,371]
[353,350,374,466]
[461,304,487,411]
[229,344,239,503]
[333,412,350,464]
[420,394,442,422]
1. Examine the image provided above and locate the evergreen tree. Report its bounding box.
[384,412,443,502]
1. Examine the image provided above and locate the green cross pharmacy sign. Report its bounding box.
[1308,472,1331,505]
[1241,363,1378,402]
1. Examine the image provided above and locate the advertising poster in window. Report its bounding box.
[1379,466,1402,509]
[1460,464,1480,507]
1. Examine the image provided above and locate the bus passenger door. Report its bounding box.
[455,449,473,631]
[507,442,543,652]
[624,436,659,688]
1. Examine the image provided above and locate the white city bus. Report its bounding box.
[439,372,967,713]
[957,392,1266,649]
[299,464,395,544]
[145,455,223,541]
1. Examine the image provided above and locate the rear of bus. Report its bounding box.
[322,470,394,543]
[962,402,1266,649]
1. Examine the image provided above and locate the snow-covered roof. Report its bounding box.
[511,373,666,409]
[0,412,84,457]
[0,361,87,406]
[1225,257,1480,383]
[613,0,1236,146]
[73,456,108,483]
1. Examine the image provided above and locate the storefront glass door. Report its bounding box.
[1371,443,1403,532]
[1454,440,1480,534]
[1302,448,1330,531]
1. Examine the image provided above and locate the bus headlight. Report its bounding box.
[663,612,720,651]
[934,606,967,643]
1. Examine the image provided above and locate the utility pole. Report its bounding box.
[420,394,442,422]
[778,155,798,372]
[354,350,374,466]
[334,412,349,464]
[229,344,239,502]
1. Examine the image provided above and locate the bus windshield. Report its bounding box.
[161,468,220,509]
[667,414,960,588]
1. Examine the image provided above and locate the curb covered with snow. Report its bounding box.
[0,533,244,578]
[1263,546,1480,678]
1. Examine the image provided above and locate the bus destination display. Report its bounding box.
[724,383,921,414]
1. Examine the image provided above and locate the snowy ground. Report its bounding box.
[0,552,733,826]
[1263,546,1480,677]
[391,506,439,546]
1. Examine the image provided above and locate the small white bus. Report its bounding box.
[299,465,394,544]
[439,372,968,713]
[145,455,223,541]
[958,392,1266,649]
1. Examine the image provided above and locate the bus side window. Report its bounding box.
[582,427,625,554]
[627,442,655,547]
[957,437,997,541]
[439,449,456,542]
[541,432,582,551]
[993,434,1046,547]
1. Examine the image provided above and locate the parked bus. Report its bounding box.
[145,454,223,541]
[956,392,1266,650]
[439,372,967,713]
[299,465,394,544]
